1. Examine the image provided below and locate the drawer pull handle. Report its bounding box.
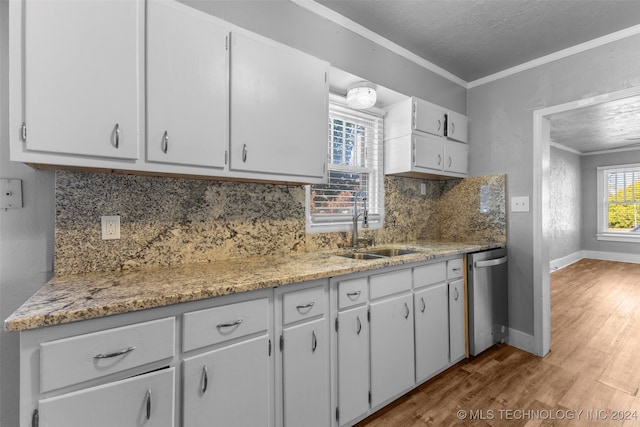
[420,297,426,313]
[201,366,208,394]
[146,389,152,420]
[296,302,315,311]
[404,302,410,319]
[94,346,136,359]
[312,330,317,353]
[346,291,361,298]
[216,319,243,329]
[242,144,248,162]
[114,123,120,149]
[356,316,362,335]
[162,130,169,154]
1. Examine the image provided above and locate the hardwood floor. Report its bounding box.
[357,259,640,426]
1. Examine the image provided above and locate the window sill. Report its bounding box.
[596,233,640,243]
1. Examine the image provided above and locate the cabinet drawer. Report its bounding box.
[447,258,464,279]
[39,367,175,427]
[413,262,447,289]
[40,317,175,393]
[369,269,412,300]
[282,284,325,325]
[337,277,369,310]
[183,297,269,352]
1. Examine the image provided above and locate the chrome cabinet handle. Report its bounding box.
[114,123,120,149]
[296,302,315,311]
[94,346,136,359]
[162,131,169,154]
[448,156,452,167]
[356,316,362,335]
[346,291,361,298]
[420,297,426,313]
[312,330,317,353]
[404,302,410,319]
[242,144,248,162]
[454,287,460,301]
[451,122,456,135]
[437,154,441,165]
[145,389,152,420]
[437,119,441,131]
[217,319,243,329]
[201,366,208,394]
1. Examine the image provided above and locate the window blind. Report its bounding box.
[597,163,640,238]
[309,99,384,228]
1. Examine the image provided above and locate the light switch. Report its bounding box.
[511,196,530,212]
[0,179,23,209]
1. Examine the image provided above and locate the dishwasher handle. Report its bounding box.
[474,256,507,268]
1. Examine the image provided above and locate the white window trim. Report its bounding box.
[305,94,385,233]
[596,163,640,243]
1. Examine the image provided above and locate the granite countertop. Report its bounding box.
[4,241,503,332]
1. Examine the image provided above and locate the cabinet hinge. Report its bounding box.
[225,35,229,51]
[336,406,340,422]
[225,150,228,165]
[368,390,372,404]
[21,123,27,142]
[32,408,39,427]
[268,339,272,356]
[335,317,339,332]
[367,308,371,322]
[412,102,416,128]
[444,113,449,137]
[279,334,284,352]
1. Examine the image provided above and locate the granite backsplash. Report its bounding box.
[55,171,506,275]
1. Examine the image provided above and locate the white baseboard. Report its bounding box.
[583,250,640,264]
[507,328,536,354]
[550,251,584,272]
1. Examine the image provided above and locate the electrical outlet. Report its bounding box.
[511,196,530,213]
[101,215,121,240]
[420,182,427,196]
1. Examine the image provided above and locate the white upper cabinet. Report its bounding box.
[146,0,228,169]
[229,32,329,182]
[445,111,468,143]
[15,0,143,160]
[413,99,446,137]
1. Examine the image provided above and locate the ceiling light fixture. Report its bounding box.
[347,82,377,109]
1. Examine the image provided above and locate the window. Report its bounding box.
[596,163,640,242]
[306,95,384,232]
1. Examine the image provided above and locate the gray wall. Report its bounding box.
[468,34,640,337]
[549,147,582,262]
[0,1,56,424]
[581,150,640,254]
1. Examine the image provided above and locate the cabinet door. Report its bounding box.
[39,368,174,427]
[413,134,444,172]
[414,284,449,383]
[229,32,328,180]
[446,111,468,143]
[449,279,466,362]
[146,0,228,168]
[183,335,272,427]
[413,99,445,137]
[444,140,468,175]
[23,0,142,159]
[337,306,369,426]
[370,293,414,408]
[282,318,330,427]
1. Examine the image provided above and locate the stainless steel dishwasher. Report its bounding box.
[467,247,508,356]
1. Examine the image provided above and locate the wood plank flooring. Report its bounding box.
[357,259,640,426]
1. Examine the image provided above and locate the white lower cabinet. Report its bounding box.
[414,283,449,383]
[449,278,466,363]
[182,336,271,427]
[277,280,331,427]
[369,292,415,408]
[39,368,175,427]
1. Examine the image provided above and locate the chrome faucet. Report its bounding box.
[352,190,369,247]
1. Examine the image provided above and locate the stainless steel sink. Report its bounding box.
[338,248,419,260]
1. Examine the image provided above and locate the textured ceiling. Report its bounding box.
[317,0,640,82]
[549,96,640,154]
